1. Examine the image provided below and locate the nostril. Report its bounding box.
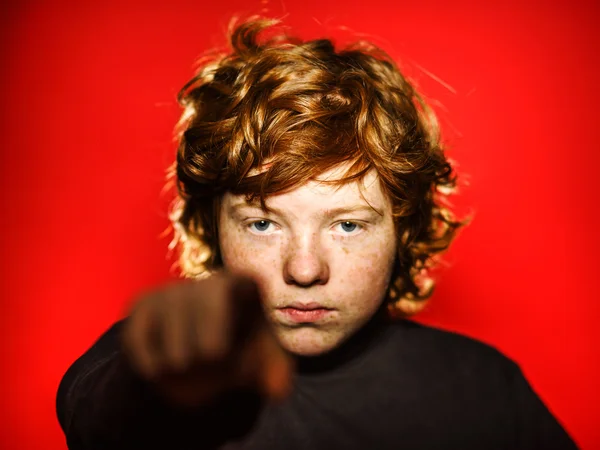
[283,254,329,287]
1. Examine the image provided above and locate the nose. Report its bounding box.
[283,232,330,287]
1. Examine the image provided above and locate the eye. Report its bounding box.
[248,220,274,234]
[334,221,362,235]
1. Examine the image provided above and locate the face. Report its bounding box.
[218,165,398,356]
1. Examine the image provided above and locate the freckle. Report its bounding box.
[342,247,349,254]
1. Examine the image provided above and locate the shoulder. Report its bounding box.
[390,318,512,357]
[57,319,128,395]
[383,320,578,448]
[381,320,522,428]
[56,319,128,432]
[384,318,521,381]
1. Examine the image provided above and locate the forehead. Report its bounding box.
[225,164,390,213]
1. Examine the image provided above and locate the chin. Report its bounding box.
[274,326,343,357]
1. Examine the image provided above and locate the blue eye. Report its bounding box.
[340,221,357,233]
[250,220,272,233]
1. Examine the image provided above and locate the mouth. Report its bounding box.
[275,302,335,324]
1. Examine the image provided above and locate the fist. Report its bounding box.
[121,272,293,407]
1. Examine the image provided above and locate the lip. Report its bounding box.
[276,303,335,324]
[282,302,333,311]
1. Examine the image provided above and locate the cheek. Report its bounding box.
[338,235,397,308]
[219,225,281,282]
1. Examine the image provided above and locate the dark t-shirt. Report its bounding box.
[56,316,578,449]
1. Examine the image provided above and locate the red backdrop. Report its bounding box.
[1,0,598,448]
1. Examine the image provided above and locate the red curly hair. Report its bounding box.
[167,17,469,317]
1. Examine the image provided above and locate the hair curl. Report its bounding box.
[166,17,470,317]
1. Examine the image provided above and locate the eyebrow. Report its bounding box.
[229,201,384,218]
[323,205,384,218]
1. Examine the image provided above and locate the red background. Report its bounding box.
[1,0,598,448]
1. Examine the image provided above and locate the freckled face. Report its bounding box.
[218,167,398,356]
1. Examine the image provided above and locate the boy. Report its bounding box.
[56,17,577,449]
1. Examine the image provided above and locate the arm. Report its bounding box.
[56,320,263,450]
